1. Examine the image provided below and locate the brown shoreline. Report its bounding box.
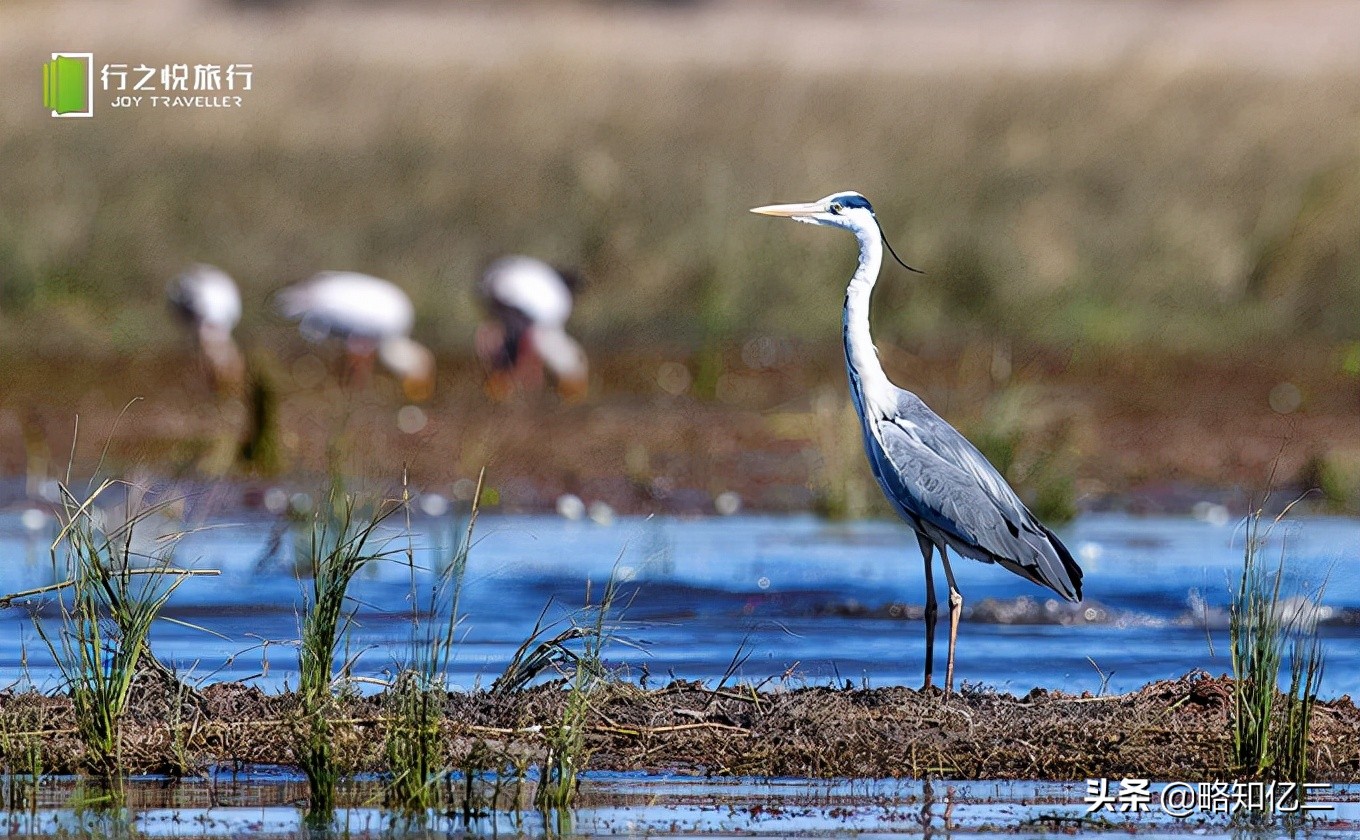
[3,344,1358,519]
[3,671,1357,781]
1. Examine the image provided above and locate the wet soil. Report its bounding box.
[1,344,1358,516]
[3,670,1357,781]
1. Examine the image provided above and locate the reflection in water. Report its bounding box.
[1,775,1354,838]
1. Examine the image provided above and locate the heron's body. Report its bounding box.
[167,264,245,392]
[753,191,1081,691]
[476,256,588,400]
[276,272,415,340]
[275,271,434,401]
[479,256,574,328]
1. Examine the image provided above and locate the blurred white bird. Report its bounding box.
[167,263,245,392]
[476,256,589,401]
[275,271,434,402]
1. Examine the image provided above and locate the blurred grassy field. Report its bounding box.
[4,0,1360,358]
[2,0,1360,511]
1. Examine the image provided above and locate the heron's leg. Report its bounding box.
[940,548,964,694]
[917,534,937,690]
[343,337,378,388]
[517,330,546,391]
[474,321,508,370]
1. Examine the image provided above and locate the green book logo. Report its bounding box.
[43,52,93,117]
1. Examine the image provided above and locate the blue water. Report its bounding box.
[5,773,1359,838]
[0,508,1357,696]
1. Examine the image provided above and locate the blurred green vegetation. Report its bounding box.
[1301,449,1360,514]
[3,8,1360,368]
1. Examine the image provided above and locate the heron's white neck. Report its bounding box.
[843,226,897,419]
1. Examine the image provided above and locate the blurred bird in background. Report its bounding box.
[476,256,589,401]
[167,263,245,394]
[275,271,435,402]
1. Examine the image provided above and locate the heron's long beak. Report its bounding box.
[750,201,825,218]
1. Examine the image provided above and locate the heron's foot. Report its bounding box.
[917,681,945,698]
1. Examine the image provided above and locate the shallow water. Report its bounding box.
[0,508,1357,695]
[3,772,1358,838]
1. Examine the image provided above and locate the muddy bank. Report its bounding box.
[3,346,1360,519]
[3,671,1357,781]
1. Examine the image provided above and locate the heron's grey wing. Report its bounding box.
[874,392,1082,601]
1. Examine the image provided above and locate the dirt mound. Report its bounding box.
[2,671,1357,781]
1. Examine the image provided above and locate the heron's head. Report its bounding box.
[530,325,590,403]
[751,191,923,273]
[750,191,876,232]
[378,336,436,403]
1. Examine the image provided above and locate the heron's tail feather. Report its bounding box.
[273,286,309,320]
[1034,522,1083,602]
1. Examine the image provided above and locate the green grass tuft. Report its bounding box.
[28,480,216,781]
[384,471,482,816]
[294,482,402,826]
[535,574,625,814]
[1229,505,1327,791]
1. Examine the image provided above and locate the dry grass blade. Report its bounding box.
[0,569,220,610]
[491,609,589,697]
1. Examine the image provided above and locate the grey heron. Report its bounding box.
[168,263,244,393]
[476,256,589,401]
[275,271,435,402]
[752,191,1083,692]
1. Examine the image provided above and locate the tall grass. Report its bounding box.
[29,480,217,780]
[384,472,482,815]
[966,384,1078,524]
[295,483,402,824]
[536,575,623,814]
[237,357,282,476]
[1277,624,1325,788]
[799,389,879,521]
[1229,507,1326,788]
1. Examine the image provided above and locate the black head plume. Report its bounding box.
[875,217,924,275]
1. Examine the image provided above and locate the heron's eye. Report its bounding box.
[828,203,843,214]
